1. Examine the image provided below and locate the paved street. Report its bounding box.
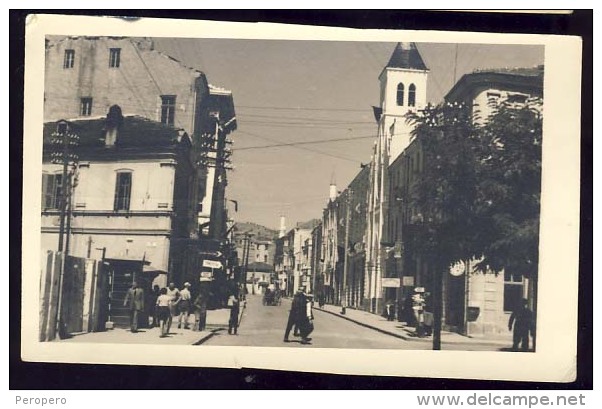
[59,308,232,345]
[202,294,430,349]
[57,295,512,350]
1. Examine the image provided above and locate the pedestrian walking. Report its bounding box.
[318,293,325,308]
[402,294,415,326]
[508,298,534,352]
[283,288,307,343]
[193,290,208,331]
[297,293,314,344]
[165,282,180,334]
[412,287,426,337]
[177,282,192,329]
[227,294,240,335]
[150,284,161,327]
[123,281,144,333]
[156,288,171,337]
[385,299,395,321]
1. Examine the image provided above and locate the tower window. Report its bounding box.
[80,97,93,116]
[396,83,405,106]
[161,95,176,126]
[63,49,75,69]
[114,171,132,211]
[109,48,121,68]
[408,84,416,107]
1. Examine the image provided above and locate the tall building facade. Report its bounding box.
[389,66,544,336]
[41,113,197,285]
[43,36,237,292]
[44,36,236,243]
[364,42,428,314]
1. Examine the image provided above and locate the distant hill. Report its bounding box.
[233,221,279,241]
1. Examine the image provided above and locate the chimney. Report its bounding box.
[135,37,155,51]
[279,215,286,238]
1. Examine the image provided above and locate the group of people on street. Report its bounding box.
[123,281,210,338]
[284,287,314,345]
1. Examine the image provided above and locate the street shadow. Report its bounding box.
[498,347,535,352]
[283,340,313,345]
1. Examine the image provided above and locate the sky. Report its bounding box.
[152,38,544,230]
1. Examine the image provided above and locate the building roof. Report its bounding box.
[208,85,237,133]
[385,42,428,71]
[445,65,544,102]
[43,115,189,149]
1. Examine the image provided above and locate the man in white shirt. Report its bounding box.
[165,282,180,334]
[178,282,192,329]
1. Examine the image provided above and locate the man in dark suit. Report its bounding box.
[283,287,307,343]
[124,281,145,333]
[508,298,534,352]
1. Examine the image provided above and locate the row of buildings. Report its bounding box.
[40,37,239,328]
[280,43,543,337]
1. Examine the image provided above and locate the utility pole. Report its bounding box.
[244,233,253,294]
[64,167,79,258]
[341,189,352,314]
[86,236,93,258]
[50,122,79,339]
[240,235,247,285]
[433,265,443,351]
[51,124,78,253]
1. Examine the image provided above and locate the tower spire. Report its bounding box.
[385,42,428,71]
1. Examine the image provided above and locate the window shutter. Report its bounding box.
[113,174,120,210]
[41,174,49,209]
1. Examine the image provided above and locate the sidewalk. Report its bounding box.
[60,306,244,345]
[315,303,512,348]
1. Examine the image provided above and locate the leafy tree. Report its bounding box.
[474,98,543,279]
[406,97,543,350]
[407,101,482,350]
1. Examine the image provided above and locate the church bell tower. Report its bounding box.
[378,42,429,161]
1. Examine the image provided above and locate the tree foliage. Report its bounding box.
[474,98,543,278]
[407,97,543,278]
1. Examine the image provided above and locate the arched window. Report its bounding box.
[396,83,405,106]
[408,84,416,107]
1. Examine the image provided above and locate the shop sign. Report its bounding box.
[382,277,401,288]
[402,276,415,287]
[203,259,222,269]
[199,271,214,282]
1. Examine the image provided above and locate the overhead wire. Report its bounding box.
[238,121,374,130]
[235,129,367,163]
[237,112,374,124]
[235,105,370,113]
[130,41,188,131]
[235,134,377,150]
